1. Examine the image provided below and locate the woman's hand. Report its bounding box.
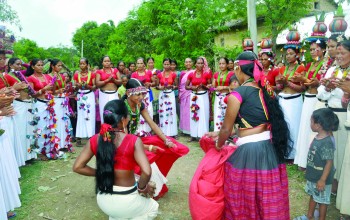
[0,105,15,116]
[205,131,219,140]
[43,84,53,92]
[336,79,350,94]
[304,78,320,88]
[291,75,305,83]
[13,82,28,91]
[275,75,287,85]
[139,181,156,198]
[147,145,165,153]
[0,95,14,108]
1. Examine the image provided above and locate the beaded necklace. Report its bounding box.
[54,73,65,88]
[283,64,298,80]
[78,71,91,84]
[124,99,140,134]
[218,71,229,86]
[306,61,324,79]
[334,66,350,80]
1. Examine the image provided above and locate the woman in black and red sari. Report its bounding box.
[215,51,291,219]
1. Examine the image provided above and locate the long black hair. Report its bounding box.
[96,99,128,194]
[26,58,42,76]
[7,57,21,71]
[48,58,61,73]
[236,51,292,162]
[338,40,350,51]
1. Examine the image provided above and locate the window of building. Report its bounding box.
[314,1,320,10]
[220,38,225,47]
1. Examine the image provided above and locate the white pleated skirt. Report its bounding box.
[213,92,228,132]
[2,116,26,167]
[0,185,6,219]
[99,90,119,123]
[332,111,348,180]
[53,96,72,150]
[336,132,350,215]
[294,93,318,168]
[136,92,153,137]
[76,90,96,138]
[33,99,53,154]
[158,90,177,136]
[96,185,159,219]
[278,93,303,159]
[13,99,37,161]
[0,119,21,212]
[190,91,209,138]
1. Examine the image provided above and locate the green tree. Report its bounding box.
[72,21,115,66]
[13,38,49,62]
[0,0,21,29]
[46,45,80,70]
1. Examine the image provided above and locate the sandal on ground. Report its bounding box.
[7,212,16,219]
[293,215,309,220]
[187,137,195,143]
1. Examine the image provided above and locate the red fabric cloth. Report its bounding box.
[89,134,138,170]
[265,68,279,86]
[187,72,211,86]
[213,71,235,86]
[131,71,153,83]
[73,72,96,86]
[189,135,236,220]
[27,74,53,91]
[96,68,119,81]
[157,71,177,86]
[134,136,189,177]
[4,74,20,86]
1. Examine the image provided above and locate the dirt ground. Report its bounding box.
[16,135,341,220]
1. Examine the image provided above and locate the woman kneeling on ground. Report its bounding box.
[73,99,158,219]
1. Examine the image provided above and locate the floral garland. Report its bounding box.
[191,95,200,121]
[28,106,40,153]
[125,100,140,134]
[42,92,60,159]
[77,92,91,121]
[215,94,226,130]
[159,92,174,128]
[61,93,73,152]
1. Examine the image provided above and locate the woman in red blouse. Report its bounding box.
[5,58,37,162]
[276,46,305,161]
[131,58,156,137]
[73,58,96,141]
[48,59,72,152]
[185,57,212,141]
[95,56,121,123]
[156,58,178,137]
[212,57,234,131]
[293,38,327,169]
[27,59,57,160]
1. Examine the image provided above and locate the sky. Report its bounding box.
[4,0,143,48]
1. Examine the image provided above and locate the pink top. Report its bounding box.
[157,71,177,86]
[187,72,211,86]
[27,74,53,91]
[73,72,96,86]
[131,70,153,83]
[96,68,119,81]
[213,71,234,86]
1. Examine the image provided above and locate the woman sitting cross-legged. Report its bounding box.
[73,99,158,220]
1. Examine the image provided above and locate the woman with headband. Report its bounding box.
[123,78,189,199]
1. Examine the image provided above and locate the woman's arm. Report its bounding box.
[72,141,96,176]
[216,95,240,150]
[113,71,122,86]
[95,73,110,88]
